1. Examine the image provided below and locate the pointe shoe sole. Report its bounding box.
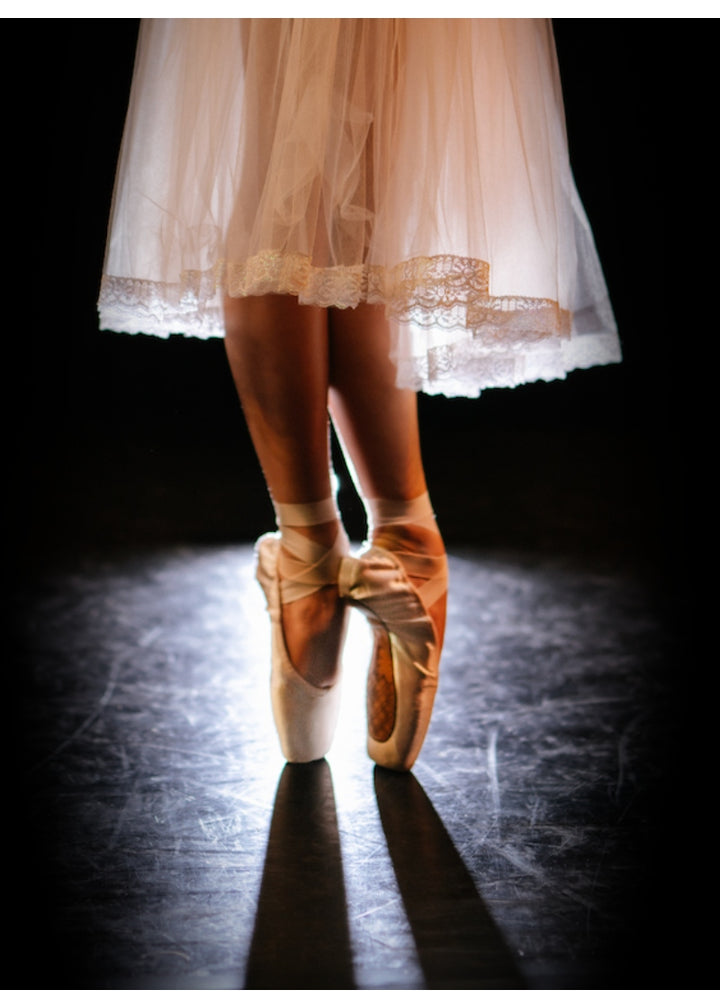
[366,618,439,772]
[340,546,441,772]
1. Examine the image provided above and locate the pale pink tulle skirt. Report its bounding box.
[98,18,621,397]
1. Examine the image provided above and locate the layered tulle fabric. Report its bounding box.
[98,18,621,397]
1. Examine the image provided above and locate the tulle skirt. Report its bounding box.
[98,18,621,397]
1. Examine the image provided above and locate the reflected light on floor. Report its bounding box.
[189,544,377,794]
[226,544,377,795]
[18,539,676,988]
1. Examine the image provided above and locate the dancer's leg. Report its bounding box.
[224,294,347,687]
[328,303,425,502]
[328,302,446,646]
[224,294,333,503]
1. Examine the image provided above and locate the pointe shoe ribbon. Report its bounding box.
[338,547,437,681]
[256,534,344,764]
[339,545,442,771]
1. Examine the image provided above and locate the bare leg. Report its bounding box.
[224,294,333,502]
[223,294,346,688]
[328,303,446,647]
[328,303,425,501]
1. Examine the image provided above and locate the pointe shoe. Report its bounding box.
[256,535,346,763]
[339,503,448,771]
[255,500,349,764]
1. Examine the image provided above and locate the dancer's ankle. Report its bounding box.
[272,498,349,688]
[366,494,447,650]
[371,521,445,559]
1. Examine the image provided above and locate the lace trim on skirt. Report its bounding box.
[98,251,571,345]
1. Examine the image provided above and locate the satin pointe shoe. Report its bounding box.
[339,493,448,771]
[255,498,349,764]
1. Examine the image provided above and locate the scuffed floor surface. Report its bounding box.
[12,543,687,989]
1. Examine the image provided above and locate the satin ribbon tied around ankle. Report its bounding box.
[338,547,437,680]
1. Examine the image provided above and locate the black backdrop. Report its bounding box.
[13,18,683,562]
[8,18,709,987]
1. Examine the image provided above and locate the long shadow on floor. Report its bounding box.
[244,761,356,989]
[374,767,524,990]
[244,759,523,990]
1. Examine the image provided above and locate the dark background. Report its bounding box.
[12,18,687,570]
[8,18,708,987]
